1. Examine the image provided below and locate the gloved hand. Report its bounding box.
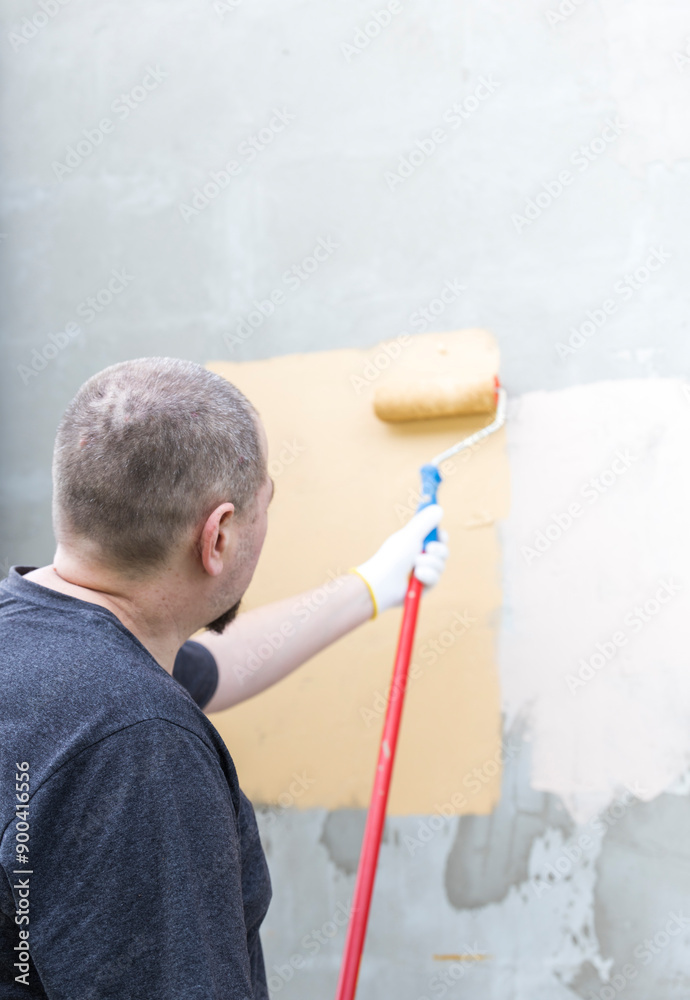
[351,505,449,617]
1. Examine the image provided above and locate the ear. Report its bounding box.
[199,502,235,577]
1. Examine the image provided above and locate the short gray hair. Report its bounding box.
[52,357,266,575]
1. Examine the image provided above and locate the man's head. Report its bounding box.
[52,357,272,634]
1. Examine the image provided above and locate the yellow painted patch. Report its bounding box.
[206,329,509,815]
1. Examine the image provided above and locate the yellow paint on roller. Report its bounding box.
[373,328,498,422]
[205,328,509,815]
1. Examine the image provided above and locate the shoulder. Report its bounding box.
[28,718,242,831]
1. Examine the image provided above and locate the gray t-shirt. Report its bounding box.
[0,566,272,999]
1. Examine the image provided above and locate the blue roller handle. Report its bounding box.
[417,463,442,547]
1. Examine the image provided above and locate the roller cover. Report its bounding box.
[373,328,500,422]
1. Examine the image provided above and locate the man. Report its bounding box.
[0,357,448,998]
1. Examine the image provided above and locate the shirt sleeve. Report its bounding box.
[173,640,219,710]
[15,719,256,999]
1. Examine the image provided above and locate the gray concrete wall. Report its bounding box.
[2,1,690,996]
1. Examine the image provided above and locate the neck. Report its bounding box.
[48,545,196,673]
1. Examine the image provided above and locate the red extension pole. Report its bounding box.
[334,573,424,1000]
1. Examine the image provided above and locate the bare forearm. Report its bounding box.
[198,573,374,711]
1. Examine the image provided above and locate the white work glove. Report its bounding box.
[351,505,449,617]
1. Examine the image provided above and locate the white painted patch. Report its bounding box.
[500,379,690,823]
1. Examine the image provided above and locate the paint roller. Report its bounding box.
[373,326,501,423]
[335,330,507,1000]
[373,373,499,422]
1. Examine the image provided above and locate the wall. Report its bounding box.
[2,0,690,996]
